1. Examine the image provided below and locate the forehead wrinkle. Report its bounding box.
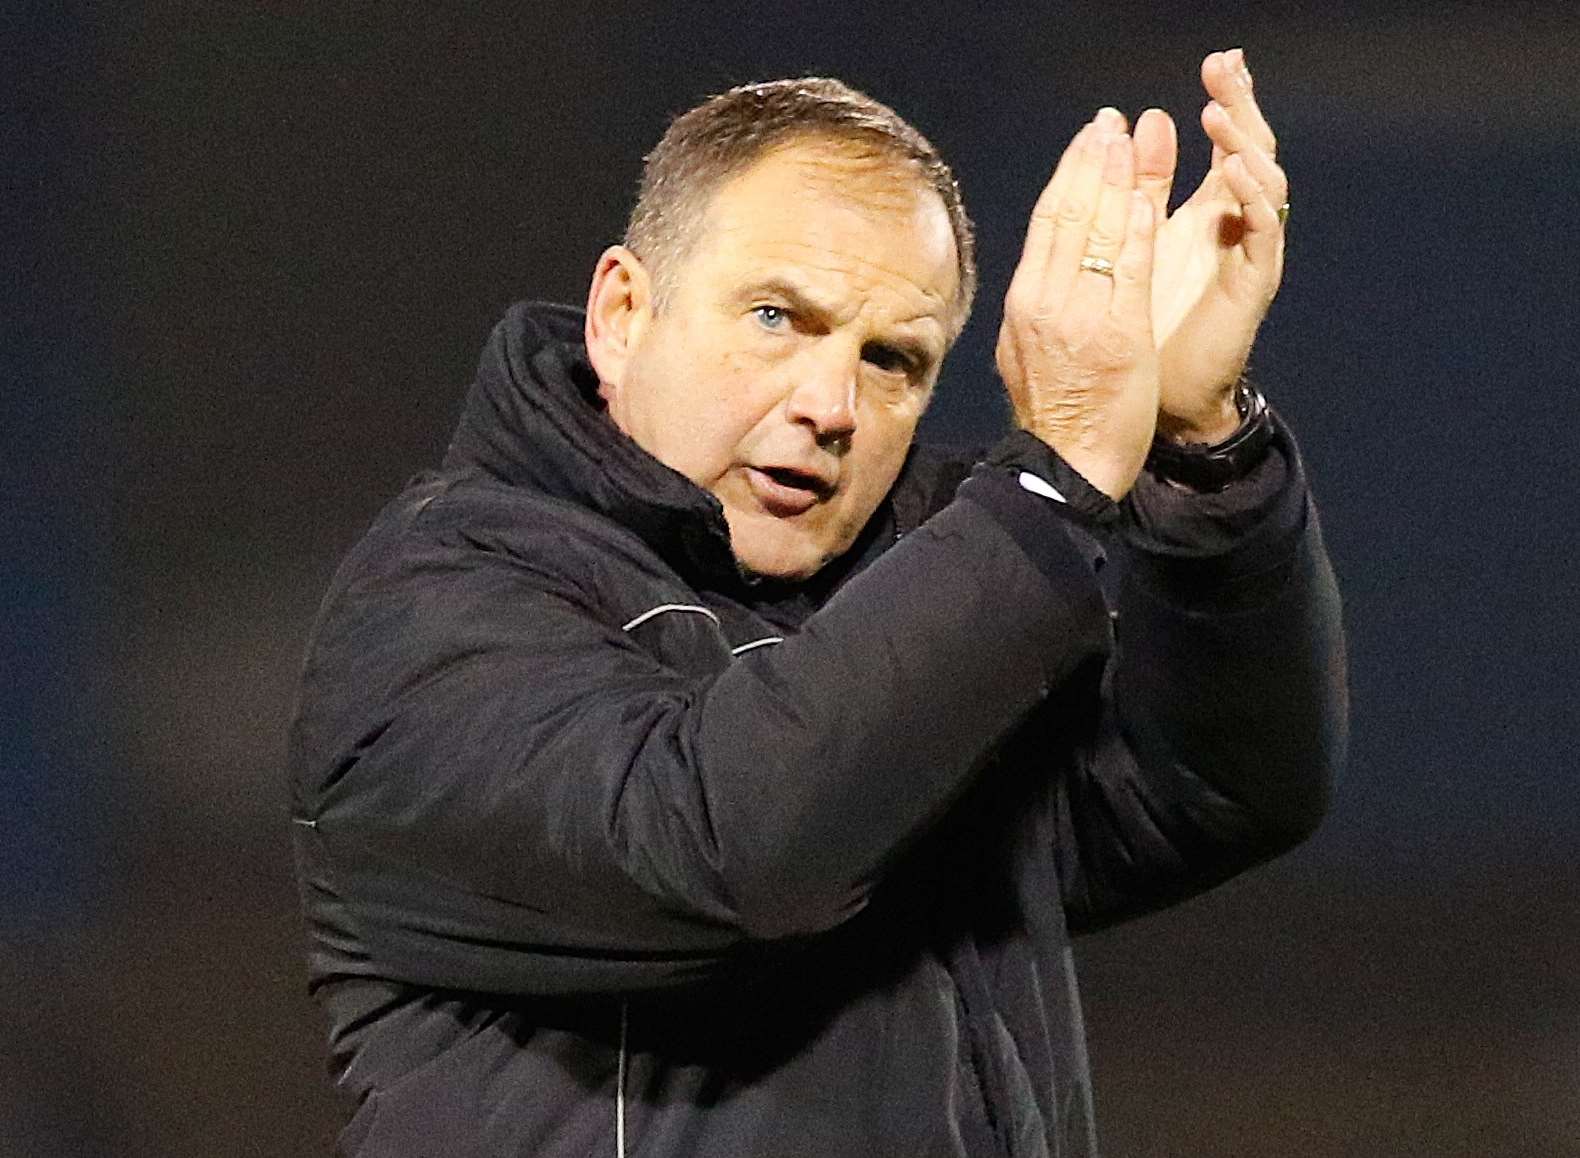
[742,242,951,315]
[686,145,958,335]
[771,243,941,300]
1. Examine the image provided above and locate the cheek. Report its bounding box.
[711,355,786,433]
[855,396,924,471]
[626,334,751,476]
[685,368,784,480]
[835,407,920,527]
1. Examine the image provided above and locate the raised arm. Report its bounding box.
[289,461,1117,998]
[1015,52,1342,928]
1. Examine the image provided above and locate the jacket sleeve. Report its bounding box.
[1030,417,1349,932]
[290,472,1117,997]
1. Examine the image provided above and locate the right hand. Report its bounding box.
[995,108,1160,500]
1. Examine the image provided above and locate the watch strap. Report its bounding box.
[1145,380,1276,492]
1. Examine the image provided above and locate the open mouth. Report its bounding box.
[745,466,834,516]
[756,466,834,499]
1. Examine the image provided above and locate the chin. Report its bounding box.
[734,546,827,583]
[728,525,834,582]
[724,497,866,582]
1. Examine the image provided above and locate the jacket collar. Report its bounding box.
[442,300,944,602]
[441,301,741,584]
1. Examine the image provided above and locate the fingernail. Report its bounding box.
[1096,106,1123,131]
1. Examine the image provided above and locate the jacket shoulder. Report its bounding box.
[339,471,680,598]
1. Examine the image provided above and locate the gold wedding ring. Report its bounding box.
[1079,255,1115,277]
[1277,202,1290,226]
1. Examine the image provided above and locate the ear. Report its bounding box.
[584,245,655,405]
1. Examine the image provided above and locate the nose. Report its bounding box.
[783,342,858,449]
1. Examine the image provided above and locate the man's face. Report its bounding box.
[597,142,959,580]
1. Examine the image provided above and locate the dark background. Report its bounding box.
[7,2,1579,1154]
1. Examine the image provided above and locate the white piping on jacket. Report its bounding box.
[621,603,720,632]
[730,636,785,656]
[616,1000,629,1158]
[1017,470,1068,504]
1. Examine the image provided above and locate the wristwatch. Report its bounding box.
[1145,380,1275,492]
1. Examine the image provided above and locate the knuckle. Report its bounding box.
[1048,314,1092,349]
[1023,194,1061,219]
[1054,199,1092,227]
[1075,326,1138,369]
[1027,312,1065,342]
[1085,225,1121,252]
[1097,327,1140,364]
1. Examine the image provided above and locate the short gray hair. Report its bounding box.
[624,77,976,335]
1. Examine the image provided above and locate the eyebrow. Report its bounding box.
[737,276,943,370]
[737,276,837,324]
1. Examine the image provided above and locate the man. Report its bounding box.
[291,51,1346,1157]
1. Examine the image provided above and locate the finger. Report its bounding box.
[1051,130,1134,308]
[1132,108,1177,223]
[1015,107,1125,282]
[1222,152,1284,271]
[1016,117,1117,312]
[1201,48,1276,157]
[1015,122,1095,285]
[1109,190,1155,322]
[1202,100,1289,207]
[1017,106,1118,263]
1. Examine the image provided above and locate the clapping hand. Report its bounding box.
[1139,48,1290,443]
[996,108,1160,501]
[997,50,1290,496]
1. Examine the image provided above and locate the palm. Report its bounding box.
[1151,173,1269,421]
[1131,51,1288,436]
[1152,178,1232,345]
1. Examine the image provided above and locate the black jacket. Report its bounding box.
[289,302,1347,1157]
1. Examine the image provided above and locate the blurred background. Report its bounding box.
[6,2,1578,1154]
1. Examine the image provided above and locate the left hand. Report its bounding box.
[1135,48,1289,442]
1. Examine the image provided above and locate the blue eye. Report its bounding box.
[753,305,788,330]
